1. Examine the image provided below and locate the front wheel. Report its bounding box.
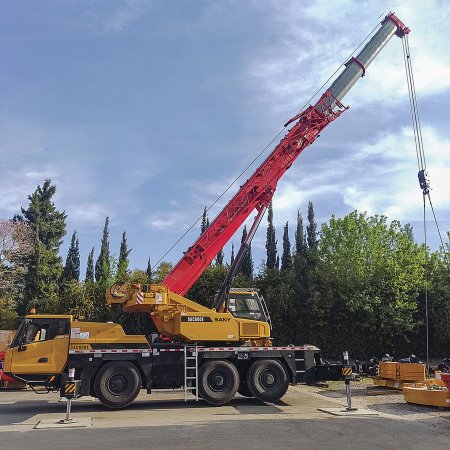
[94,361,142,409]
[247,359,289,403]
[198,360,239,406]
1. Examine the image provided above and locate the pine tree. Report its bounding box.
[146,257,152,283]
[21,179,67,313]
[85,247,95,282]
[230,243,235,265]
[265,203,277,269]
[281,222,292,271]
[117,231,131,282]
[239,226,253,279]
[62,231,80,282]
[95,217,111,282]
[201,207,208,234]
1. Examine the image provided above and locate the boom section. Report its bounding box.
[164,12,409,296]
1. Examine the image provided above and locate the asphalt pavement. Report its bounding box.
[0,387,448,449]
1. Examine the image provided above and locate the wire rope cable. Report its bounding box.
[402,33,447,373]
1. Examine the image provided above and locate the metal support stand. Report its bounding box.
[58,397,75,424]
[343,350,357,412]
[58,367,77,424]
[344,379,357,411]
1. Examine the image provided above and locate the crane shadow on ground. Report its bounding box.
[0,393,289,427]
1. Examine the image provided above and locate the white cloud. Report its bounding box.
[247,0,450,112]
[144,212,188,232]
[85,0,149,35]
[67,202,112,226]
[265,125,450,243]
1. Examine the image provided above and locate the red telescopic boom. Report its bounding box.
[163,12,409,296]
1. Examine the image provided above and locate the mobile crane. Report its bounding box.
[4,13,410,409]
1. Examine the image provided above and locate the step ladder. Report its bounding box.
[184,345,199,401]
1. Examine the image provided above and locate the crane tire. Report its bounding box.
[198,360,239,406]
[247,359,289,403]
[94,361,141,409]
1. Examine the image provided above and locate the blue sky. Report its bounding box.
[1,0,449,275]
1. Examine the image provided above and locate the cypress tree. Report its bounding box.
[201,207,208,234]
[281,222,292,271]
[265,203,277,269]
[95,217,110,282]
[62,230,80,282]
[215,249,224,266]
[230,243,235,265]
[85,247,95,282]
[146,257,152,283]
[306,201,318,251]
[21,179,66,313]
[117,231,131,282]
[295,210,306,256]
[239,226,253,279]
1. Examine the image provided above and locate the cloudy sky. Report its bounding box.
[1,0,449,274]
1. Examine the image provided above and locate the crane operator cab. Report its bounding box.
[227,288,271,327]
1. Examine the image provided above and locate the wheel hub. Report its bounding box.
[209,371,227,391]
[260,369,277,390]
[108,373,129,395]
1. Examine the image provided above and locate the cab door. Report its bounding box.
[8,318,70,375]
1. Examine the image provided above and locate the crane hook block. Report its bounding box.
[418,169,430,195]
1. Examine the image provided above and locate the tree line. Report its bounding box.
[0,179,449,359]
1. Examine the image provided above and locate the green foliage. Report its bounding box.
[295,210,306,255]
[117,231,131,282]
[306,201,318,252]
[59,280,92,319]
[187,264,229,307]
[146,258,152,283]
[85,247,95,282]
[0,296,19,329]
[239,226,253,279]
[95,217,110,282]
[313,212,425,357]
[215,249,224,266]
[201,207,208,234]
[416,247,450,356]
[265,203,277,270]
[7,179,450,360]
[21,179,66,314]
[62,231,80,283]
[153,261,173,283]
[281,222,292,271]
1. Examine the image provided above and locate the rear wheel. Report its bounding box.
[94,361,141,409]
[198,360,239,406]
[247,359,289,403]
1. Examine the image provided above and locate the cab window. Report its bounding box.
[24,322,50,343]
[228,295,265,321]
